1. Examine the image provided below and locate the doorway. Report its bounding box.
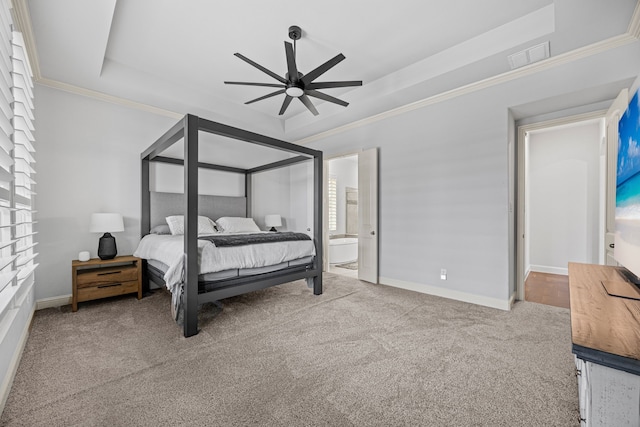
[326,154,359,278]
[323,148,379,283]
[516,113,606,305]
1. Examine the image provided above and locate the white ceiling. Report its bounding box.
[21,0,640,143]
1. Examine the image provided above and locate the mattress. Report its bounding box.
[133,232,316,294]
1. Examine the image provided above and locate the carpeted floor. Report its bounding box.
[1,273,578,426]
[336,261,358,270]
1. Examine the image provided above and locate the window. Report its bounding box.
[328,175,337,232]
[0,7,37,299]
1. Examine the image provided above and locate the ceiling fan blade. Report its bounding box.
[284,42,298,82]
[306,80,362,90]
[234,53,288,84]
[301,53,345,85]
[245,89,286,105]
[299,94,319,116]
[306,90,349,107]
[225,81,285,88]
[279,95,294,115]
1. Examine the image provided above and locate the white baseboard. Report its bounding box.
[508,292,516,309]
[35,294,71,310]
[0,306,34,415]
[378,277,511,311]
[529,265,568,276]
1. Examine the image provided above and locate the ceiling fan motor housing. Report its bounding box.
[288,25,301,41]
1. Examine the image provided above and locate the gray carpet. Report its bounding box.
[1,273,578,426]
[336,261,358,270]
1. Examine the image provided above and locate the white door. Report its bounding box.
[605,89,628,265]
[358,148,378,283]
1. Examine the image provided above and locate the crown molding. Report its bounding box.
[294,32,638,145]
[37,77,183,119]
[629,0,640,39]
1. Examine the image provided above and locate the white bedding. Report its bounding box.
[133,232,315,294]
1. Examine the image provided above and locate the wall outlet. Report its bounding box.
[440,269,447,280]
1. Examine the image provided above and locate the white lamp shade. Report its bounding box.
[264,214,282,227]
[89,213,124,233]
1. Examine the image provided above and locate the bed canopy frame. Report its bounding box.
[141,114,323,337]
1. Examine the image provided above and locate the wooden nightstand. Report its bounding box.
[72,255,143,312]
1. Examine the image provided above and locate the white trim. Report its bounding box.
[0,305,33,415]
[37,78,183,119]
[35,294,71,310]
[629,0,640,39]
[9,0,40,79]
[508,292,516,309]
[529,265,569,276]
[516,110,606,301]
[379,276,511,311]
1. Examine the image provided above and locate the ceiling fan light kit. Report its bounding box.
[224,25,362,116]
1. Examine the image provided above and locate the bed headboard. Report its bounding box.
[149,191,247,228]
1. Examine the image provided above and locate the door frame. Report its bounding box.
[515,110,606,301]
[323,150,362,273]
[323,149,379,283]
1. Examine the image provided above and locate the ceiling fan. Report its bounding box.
[224,26,362,116]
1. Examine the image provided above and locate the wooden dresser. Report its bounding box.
[72,255,142,312]
[568,262,640,426]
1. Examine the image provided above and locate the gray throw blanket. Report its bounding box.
[199,232,311,247]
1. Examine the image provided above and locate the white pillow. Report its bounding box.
[165,215,218,236]
[216,216,260,233]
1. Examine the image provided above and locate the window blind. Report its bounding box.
[328,176,337,232]
[0,0,14,294]
[11,30,36,286]
[0,0,36,296]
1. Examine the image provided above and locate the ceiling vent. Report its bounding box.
[508,41,550,70]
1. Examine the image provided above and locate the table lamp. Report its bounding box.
[265,214,282,232]
[90,213,124,260]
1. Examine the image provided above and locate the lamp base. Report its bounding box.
[98,232,118,260]
[269,227,278,232]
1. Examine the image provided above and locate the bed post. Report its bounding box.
[183,114,199,337]
[245,171,252,218]
[141,158,151,294]
[141,158,150,235]
[313,152,323,295]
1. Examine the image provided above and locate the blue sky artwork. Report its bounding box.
[616,89,640,214]
[618,89,640,185]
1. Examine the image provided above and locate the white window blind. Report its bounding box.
[12,30,36,285]
[328,176,337,232]
[0,0,36,297]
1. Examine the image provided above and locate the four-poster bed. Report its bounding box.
[139,114,323,337]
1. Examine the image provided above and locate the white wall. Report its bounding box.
[251,167,292,231]
[528,121,602,274]
[35,85,177,301]
[289,161,314,235]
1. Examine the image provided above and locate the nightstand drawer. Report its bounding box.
[77,280,139,302]
[76,265,139,287]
